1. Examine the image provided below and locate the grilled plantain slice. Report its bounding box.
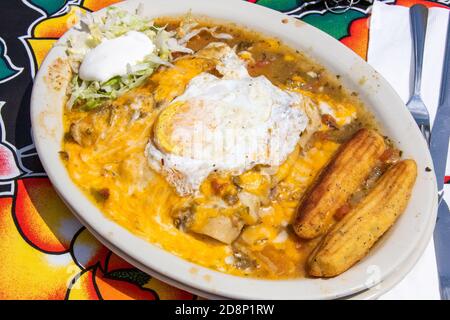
[294,128,386,239]
[308,159,417,277]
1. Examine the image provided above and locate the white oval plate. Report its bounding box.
[31,0,438,300]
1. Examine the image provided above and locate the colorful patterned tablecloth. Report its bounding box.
[0,0,448,300]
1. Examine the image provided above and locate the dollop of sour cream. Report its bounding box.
[79,31,155,82]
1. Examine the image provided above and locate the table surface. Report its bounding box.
[0,0,447,300]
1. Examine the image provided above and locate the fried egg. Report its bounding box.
[146,43,310,195]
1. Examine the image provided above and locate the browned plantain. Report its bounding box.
[308,159,417,277]
[294,128,386,239]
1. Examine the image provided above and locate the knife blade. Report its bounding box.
[432,12,450,300]
[431,13,450,197]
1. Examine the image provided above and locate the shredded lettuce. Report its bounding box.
[66,6,232,110]
[66,7,177,110]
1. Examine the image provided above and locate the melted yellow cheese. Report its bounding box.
[63,107,340,279]
[62,23,371,279]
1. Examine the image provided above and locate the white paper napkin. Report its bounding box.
[367,0,449,300]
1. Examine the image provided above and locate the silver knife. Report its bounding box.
[432,12,450,300]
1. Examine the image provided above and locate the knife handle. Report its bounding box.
[438,9,450,107]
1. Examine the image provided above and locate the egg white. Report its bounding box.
[146,44,309,195]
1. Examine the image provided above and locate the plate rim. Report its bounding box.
[30,0,438,300]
